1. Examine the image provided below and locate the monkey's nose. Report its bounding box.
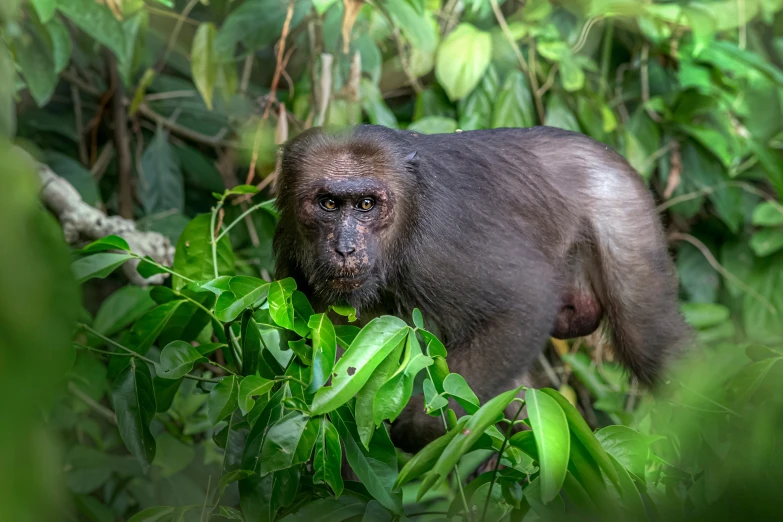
[335,246,355,258]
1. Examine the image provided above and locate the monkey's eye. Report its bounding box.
[319,198,338,211]
[357,198,375,212]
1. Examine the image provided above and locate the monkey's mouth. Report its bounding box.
[328,273,369,290]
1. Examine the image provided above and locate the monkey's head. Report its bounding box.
[275,126,419,309]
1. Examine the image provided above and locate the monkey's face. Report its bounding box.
[295,177,395,306]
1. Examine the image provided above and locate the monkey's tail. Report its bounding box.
[590,187,692,386]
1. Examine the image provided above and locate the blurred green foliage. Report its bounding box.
[2,0,783,521]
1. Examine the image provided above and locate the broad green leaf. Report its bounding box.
[93,286,154,336]
[545,94,579,132]
[408,116,458,134]
[385,0,437,52]
[332,406,402,514]
[608,454,648,520]
[361,501,391,522]
[155,341,206,380]
[45,16,72,73]
[197,276,232,296]
[79,235,131,254]
[751,228,783,257]
[443,373,480,414]
[394,416,470,488]
[152,432,194,477]
[72,253,133,283]
[313,417,344,496]
[374,333,432,424]
[259,411,318,474]
[360,79,398,128]
[419,329,447,357]
[215,276,270,322]
[418,387,522,498]
[681,302,731,329]
[594,426,650,480]
[56,0,126,58]
[310,317,409,415]
[492,71,535,128]
[743,253,783,340]
[752,202,783,227]
[335,325,361,348]
[14,19,58,106]
[241,315,264,377]
[540,388,620,488]
[436,24,492,100]
[122,301,186,359]
[218,469,253,499]
[139,128,184,215]
[208,375,239,426]
[241,386,287,472]
[291,291,315,337]
[308,313,337,393]
[31,0,55,22]
[191,23,218,110]
[153,376,181,413]
[238,375,274,415]
[112,360,156,473]
[128,506,176,522]
[412,308,424,329]
[239,466,301,522]
[525,389,570,503]
[280,495,367,522]
[268,278,297,330]
[172,214,235,290]
[329,304,357,322]
[559,56,585,91]
[423,378,448,414]
[356,338,405,449]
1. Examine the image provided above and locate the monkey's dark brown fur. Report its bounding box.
[274,124,691,452]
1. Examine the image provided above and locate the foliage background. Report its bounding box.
[2,0,783,521]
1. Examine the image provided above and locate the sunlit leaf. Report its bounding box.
[191,23,218,110]
[72,253,133,283]
[156,341,207,380]
[435,24,492,101]
[238,375,275,415]
[525,389,570,503]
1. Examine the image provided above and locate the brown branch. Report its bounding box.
[108,54,134,219]
[490,0,528,73]
[262,1,296,120]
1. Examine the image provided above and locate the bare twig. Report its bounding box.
[662,142,681,199]
[537,63,560,97]
[144,90,197,102]
[90,142,115,180]
[71,83,88,165]
[669,232,777,315]
[68,382,117,425]
[262,1,296,120]
[136,104,235,147]
[657,180,780,213]
[108,54,134,219]
[158,0,201,72]
[316,53,334,127]
[490,0,528,72]
[240,54,254,95]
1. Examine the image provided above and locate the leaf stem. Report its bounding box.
[215,201,270,243]
[171,289,221,324]
[210,200,224,279]
[134,255,194,283]
[76,323,219,383]
[73,342,133,357]
[480,400,525,522]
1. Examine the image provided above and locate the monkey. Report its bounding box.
[272,124,691,453]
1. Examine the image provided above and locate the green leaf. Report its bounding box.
[419,329,447,358]
[681,302,731,329]
[280,495,367,522]
[329,304,357,322]
[14,19,58,107]
[55,0,126,58]
[394,416,470,488]
[310,317,409,415]
[239,466,301,522]
[238,375,274,415]
[539,389,620,488]
[153,376,181,413]
[332,406,402,514]
[751,228,783,257]
[435,24,492,101]
[752,202,783,227]
[197,276,232,296]
[156,341,206,380]
[136,257,168,279]
[525,389,570,503]
[408,116,458,134]
[139,128,184,215]
[374,333,432,425]
[152,432,195,477]
[356,338,405,449]
[128,506,175,522]
[443,373,480,414]
[559,56,585,92]
[241,386,287,472]
[72,253,133,283]
[45,16,72,74]
[172,214,235,290]
[386,0,437,53]
[93,286,155,336]
[31,0,56,22]
[79,235,131,254]
[594,426,650,480]
[191,23,218,110]
[259,412,318,473]
[360,79,398,128]
[215,276,270,322]
[412,308,424,329]
[112,360,156,473]
[545,94,579,132]
[225,184,260,196]
[607,454,648,519]
[423,378,448,414]
[308,313,337,393]
[313,417,344,496]
[492,71,535,128]
[208,375,239,426]
[418,387,522,499]
[122,301,186,358]
[241,315,263,377]
[268,278,298,329]
[335,325,360,348]
[218,469,254,499]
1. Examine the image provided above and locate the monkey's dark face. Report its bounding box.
[295,176,395,306]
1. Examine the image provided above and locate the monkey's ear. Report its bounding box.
[404,151,419,164]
